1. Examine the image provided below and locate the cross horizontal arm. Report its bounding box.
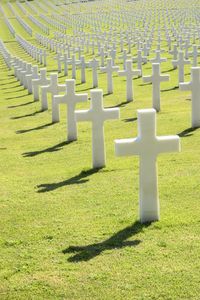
[156,136,180,154]
[103,108,120,121]
[118,70,127,76]
[58,84,66,92]
[75,94,88,103]
[161,75,170,82]
[53,94,66,104]
[115,138,140,156]
[75,110,91,122]
[100,66,107,72]
[143,75,152,83]
[179,81,192,91]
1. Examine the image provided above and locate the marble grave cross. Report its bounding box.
[100,58,119,94]
[143,63,170,111]
[115,108,180,223]
[88,58,99,88]
[41,73,66,111]
[26,65,39,94]
[52,79,88,141]
[179,67,200,128]
[76,89,120,168]
[32,68,50,101]
[118,60,141,102]
[172,51,190,83]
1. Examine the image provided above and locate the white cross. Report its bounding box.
[32,68,50,101]
[53,79,88,141]
[42,50,47,66]
[109,49,117,65]
[119,49,131,69]
[22,63,32,89]
[26,65,39,94]
[41,73,66,111]
[88,58,99,88]
[132,50,147,75]
[115,108,180,223]
[189,45,200,67]
[172,51,190,83]
[76,89,120,168]
[99,46,107,67]
[19,63,29,86]
[179,67,200,128]
[118,60,141,102]
[142,43,150,56]
[79,56,89,84]
[63,53,69,76]
[100,58,119,94]
[149,50,167,65]
[14,59,23,78]
[169,44,178,63]
[54,52,63,73]
[68,54,80,80]
[143,63,170,111]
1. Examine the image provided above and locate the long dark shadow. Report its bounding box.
[5,87,26,94]
[1,84,22,90]
[123,117,137,123]
[23,141,72,157]
[139,82,152,86]
[63,221,151,262]
[37,168,102,193]
[77,87,92,92]
[162,68,176,73]
[108,101,130,108]
[0,80,18,86]
[6,94,28,100]
[178,127,198,137]
[11,110,43,120]
[8,101,35,108]
[161,86,178,92]
[16,122,53,134]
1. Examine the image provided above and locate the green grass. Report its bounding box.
[0,1,200,299]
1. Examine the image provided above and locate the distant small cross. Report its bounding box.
[118,60,141,102]
[143,63,170,111]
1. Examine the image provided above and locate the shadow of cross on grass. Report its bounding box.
[23,141,72,157]
[63,221,151,262]
[37,168,102,193]
[178,127,199,137]
[16,122,53,134]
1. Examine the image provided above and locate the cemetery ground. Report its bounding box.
[1,1,200,299]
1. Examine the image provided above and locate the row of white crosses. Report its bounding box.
[1,2,198,224]
[28,15,50,36]
[6,40,179,225]
[15,14,32,36]
[15,35,47,66]
[10,0,200,57]
[27,48,193,119]
[34,29,199,87]
[44,78,180,224]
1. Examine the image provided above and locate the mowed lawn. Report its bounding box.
[0,1,200,299]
